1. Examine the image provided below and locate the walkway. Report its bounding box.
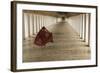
[23,22,90,62]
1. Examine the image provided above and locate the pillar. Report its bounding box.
[29,13,33,37]
[37,15,40,32]
[33,14,37,34]
[88,14,91,46]
[36,14,38,33]
[24,13,29,38]
[86,14,89,45]
[23,12,25,40]
[84,14,86,42]
[32,14,34,35]
[79,14,83,39]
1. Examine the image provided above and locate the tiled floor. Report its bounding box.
[23,22,90,62]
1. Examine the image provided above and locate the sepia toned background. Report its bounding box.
[22,10,91,62]
[0,0,99,73]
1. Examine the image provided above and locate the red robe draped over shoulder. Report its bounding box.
[34,26,53,46]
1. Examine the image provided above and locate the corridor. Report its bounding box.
[23,19,90,62]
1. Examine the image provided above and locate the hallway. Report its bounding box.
[23,21,90,62]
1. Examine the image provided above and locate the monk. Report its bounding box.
[34,26,53,46]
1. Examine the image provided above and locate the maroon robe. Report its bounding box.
[34,27,53,46]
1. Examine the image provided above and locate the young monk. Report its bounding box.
[34,26,53,47]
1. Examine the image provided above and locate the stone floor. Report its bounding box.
[23,22,91,62]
